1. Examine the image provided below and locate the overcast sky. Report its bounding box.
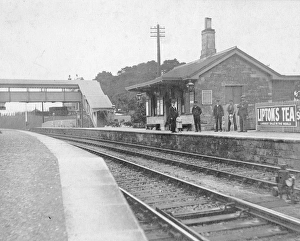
[1,0,300,82]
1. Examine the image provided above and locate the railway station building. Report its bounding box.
[127,18,300,131]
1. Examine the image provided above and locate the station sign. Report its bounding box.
[257,104,297,127]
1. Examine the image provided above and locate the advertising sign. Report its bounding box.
[257,105,297,127]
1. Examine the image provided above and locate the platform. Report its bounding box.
[0,129,147,241]
[33,126,300,171]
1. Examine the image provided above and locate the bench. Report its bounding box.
[182,124,192,131]
[146,124,161,130]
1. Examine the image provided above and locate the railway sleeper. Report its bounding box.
[132,190,185,198]
[145,196,203,205]
[172,206,236,219]
[206,225,288,241]
[191,217,268,233]
[157,200,212,209]
[181,211,244,225]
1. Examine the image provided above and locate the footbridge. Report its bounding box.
[0,79,113,127]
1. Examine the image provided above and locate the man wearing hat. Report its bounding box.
[192,101,202,132]
[227,99,237,131]
[237,95,248,132]
[213,99,224,132]
[168,100,178,133]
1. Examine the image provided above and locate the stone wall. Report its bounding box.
[33,128,300,171]
[272,79,300,102]
[196,55,272,129]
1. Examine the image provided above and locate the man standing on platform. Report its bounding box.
[169,101,178,133]
[227,100,237,131]
[192,101,202,132]
[213,99,224,132]
[237,95,248,132]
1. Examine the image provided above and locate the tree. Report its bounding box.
[161,59,186,74]
[94,59,186,113]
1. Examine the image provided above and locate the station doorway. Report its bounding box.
[225,85,243,104]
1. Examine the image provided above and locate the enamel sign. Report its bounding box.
[257,105,298,127]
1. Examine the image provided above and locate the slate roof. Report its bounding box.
[126,46,291,92]
[162,47,237,80]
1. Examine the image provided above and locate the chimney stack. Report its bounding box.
[200,18,216,59]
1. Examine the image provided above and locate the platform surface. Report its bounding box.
[0,129,147,241]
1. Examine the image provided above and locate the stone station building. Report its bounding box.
[127,18,300,131]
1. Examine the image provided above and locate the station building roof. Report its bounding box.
[126,46,300,92]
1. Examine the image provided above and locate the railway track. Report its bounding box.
[66,140,300,241]
[122,188,202,241]
[47,133,300,193]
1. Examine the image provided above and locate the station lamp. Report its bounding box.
[136,92,142,101]
[186,80,195,92]
[111,104,116,113]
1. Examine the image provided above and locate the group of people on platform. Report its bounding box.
[167,95,248,133]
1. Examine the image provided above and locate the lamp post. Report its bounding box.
[52,113,55,127]
[186,80,195,112]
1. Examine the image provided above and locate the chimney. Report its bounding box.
[200,18,216,59]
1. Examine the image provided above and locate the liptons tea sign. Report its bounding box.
[257,105,299,127]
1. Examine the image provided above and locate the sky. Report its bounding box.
[1,0,300,112]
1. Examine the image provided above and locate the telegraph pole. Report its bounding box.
[150,24,165,77]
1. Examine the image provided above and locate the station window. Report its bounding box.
[146,99,150,116]
[152,96,156,116]
[47,88,63,92]
[202,90,212,105]
[11,88,27,92]
[181,94,185,114]
[156,97,164,116]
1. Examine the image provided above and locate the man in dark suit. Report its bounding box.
[213,99,224,132]
[237,95,248,132]
[168,101,178,133]
[192,101,202,132]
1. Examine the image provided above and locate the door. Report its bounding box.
[224,86,243,131]
[225,86,243,104]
